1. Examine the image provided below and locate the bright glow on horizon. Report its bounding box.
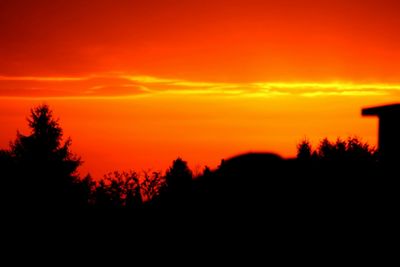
[1,0,400,177]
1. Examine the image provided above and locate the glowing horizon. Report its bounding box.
[1,0,399,177]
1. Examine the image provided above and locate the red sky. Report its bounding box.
[0,0,399,177]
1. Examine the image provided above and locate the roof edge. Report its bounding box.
[362,103,400,116]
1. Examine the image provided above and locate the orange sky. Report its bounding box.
[1,0,399,177]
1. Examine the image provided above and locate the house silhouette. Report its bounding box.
[362,103,400,163]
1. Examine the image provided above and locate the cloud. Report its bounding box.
[0,73,398,98]
[83,84,150,96]
[121,75,398,97]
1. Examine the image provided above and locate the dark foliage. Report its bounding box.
[297,137,377,162]
[2,104,83,208]
[141,170,164,201]
[0,105,397,222]
[93,171,142,209]
[165,157,192,194]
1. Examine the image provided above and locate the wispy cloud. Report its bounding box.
[252,82,400,92]
[0,73,399,98]
[300,91,388,97]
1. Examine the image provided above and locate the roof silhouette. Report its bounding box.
[362,103,400,163]
[362,103,400,116]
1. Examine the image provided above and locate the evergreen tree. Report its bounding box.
[10,104,82,207]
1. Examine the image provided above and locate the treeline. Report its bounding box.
[0,105,198,209]
[0,104,394,211]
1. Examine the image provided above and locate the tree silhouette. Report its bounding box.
[0,103,388,213]
[297,139,313,160]
[8,104,82,207]
[141,170,164,202]
[152,157,193,208]
[93,171,143,208]
[165,157,193,194]
[297,137,376,162]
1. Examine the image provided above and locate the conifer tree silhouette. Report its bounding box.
[10,104,82,207]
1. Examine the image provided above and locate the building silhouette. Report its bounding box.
[362,103,400,163]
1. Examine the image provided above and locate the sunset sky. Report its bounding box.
[1,0,399,177]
